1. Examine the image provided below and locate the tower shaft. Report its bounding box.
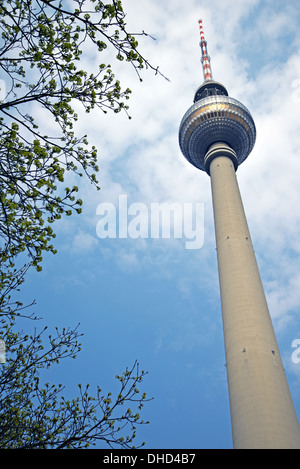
[209,144,300,449]
[179,19,300,448]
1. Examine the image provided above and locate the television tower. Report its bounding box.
[179,19,300,449]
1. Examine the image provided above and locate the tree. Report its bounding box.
[0,0,165,269]
[0,315,151,448]
[0,0,159,448]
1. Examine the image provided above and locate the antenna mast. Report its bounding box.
[198,19,213,82]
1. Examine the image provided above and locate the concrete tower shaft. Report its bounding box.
[209,143,300,448]
[179,20,300,448]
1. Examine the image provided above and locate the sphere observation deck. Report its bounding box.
[179,86,256,173]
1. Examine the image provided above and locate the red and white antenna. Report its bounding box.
[198,19,213,82]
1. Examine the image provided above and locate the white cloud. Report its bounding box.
[71,230,98,254]
[50,1,300,334]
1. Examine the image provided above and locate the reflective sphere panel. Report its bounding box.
[179,95,256,171]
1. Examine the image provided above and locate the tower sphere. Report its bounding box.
[179,88,256,173]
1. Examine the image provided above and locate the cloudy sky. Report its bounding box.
[19,0,300,449]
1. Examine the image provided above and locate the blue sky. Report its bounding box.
[15,0,300,449]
